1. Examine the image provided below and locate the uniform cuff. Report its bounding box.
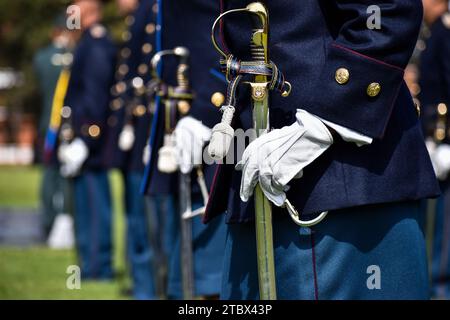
[320,117,373,147]
[304,43,405,139]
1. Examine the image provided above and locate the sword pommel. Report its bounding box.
[246,2,268,31]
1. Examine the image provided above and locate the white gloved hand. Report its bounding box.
[429,142,450,181]
[236,109,333,207]
[173,116,212,174]
[58,138,89,177]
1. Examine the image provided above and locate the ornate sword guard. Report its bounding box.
[150,47,194,174]
[209,3,326,229]
[208,3,291,160]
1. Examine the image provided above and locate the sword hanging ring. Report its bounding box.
[284,199,328,227]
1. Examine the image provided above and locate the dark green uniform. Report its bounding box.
[33,42,69,235]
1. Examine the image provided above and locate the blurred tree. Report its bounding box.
[0,0,125,116]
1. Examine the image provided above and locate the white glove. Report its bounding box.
[427,139,450,181]
[118,124,135,152]
[173,116,212,174]
[236,109,333,207]
[58,138,89,177]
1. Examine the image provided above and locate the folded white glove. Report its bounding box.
[58,138,89,177]
[427,140,450,181]
[236,109,333,207]
[173,116,212,174]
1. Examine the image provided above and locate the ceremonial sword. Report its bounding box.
[209,2,328,299]
[209,2,282,300]
[247,3,277,300]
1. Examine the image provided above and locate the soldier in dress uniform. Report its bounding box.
[418,0,450,299]
[203,0,440,299]
[57,0,117,279]
[141,0,228,299]
[108,0,159,299]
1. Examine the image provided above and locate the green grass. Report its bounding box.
[0,165,41,208]
[0,166,130,299]
[0,247,128,300]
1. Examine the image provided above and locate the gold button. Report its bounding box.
[138,63,148,75]
[178,101,191,115]
[110,98,123,110]
[437,103,448,116]
[335,68,350,85]
[367,83,381,97]
[122,31,131,41]
[114,81,127,95]
[125,15,135,26]
[121,48,131,58]
[61,106,72,119]
[118,64,129,76]
[435,128,446,141]
[145,23,155,34]
[88,125,101,138]
[133,105,147,117]
[142,43,153,54]
[211,92,225,107]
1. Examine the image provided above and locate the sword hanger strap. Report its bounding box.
[221,55,291,97]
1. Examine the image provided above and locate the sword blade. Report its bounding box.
[179,173,195,299]
[253,74,277,299]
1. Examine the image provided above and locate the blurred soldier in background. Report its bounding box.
[33,14,74,237]
[57,0,117,279]
[418,0,450,299]
[108,0,157,299]
[141,0,227,299]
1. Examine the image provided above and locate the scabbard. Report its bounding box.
[179,172,195,299]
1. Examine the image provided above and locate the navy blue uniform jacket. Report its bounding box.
[143,0,225,196]
[419,13,450,145]
[204,0,440,223]
[64,25,117,170]
[107,0,156,172]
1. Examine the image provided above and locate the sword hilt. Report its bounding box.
[208,3,267,160]
[150,46,191,92]
[149,47,193,132]
[208,3,291,160]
